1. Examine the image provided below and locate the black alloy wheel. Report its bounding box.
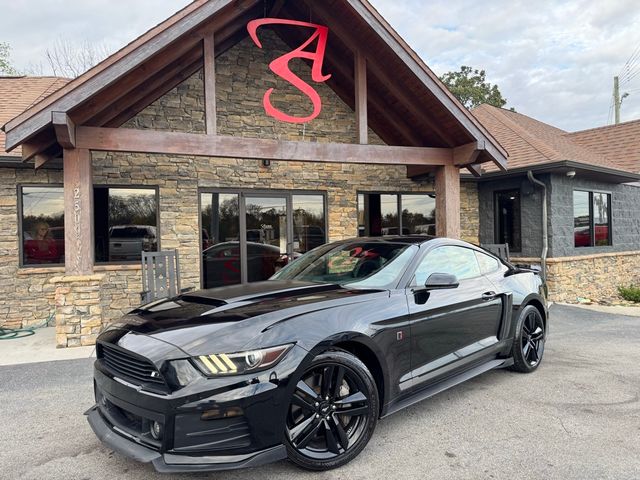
[285,350,378,471]
[510,305,546,373]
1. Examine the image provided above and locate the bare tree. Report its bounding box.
[43,38,112,78]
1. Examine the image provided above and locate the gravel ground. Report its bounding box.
[0,304,638,480]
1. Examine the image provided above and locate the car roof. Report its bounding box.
[337,235,435,245]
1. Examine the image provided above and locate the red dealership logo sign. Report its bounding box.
[247,18,332,124]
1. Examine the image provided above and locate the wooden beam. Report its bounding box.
[63,148,94,275]
[453,141,482,166]
[34,154,52,170]
[466,163,482,177]
[52,112,76,148]
[76,126,453,166]
[354,50,368,144]
[203,34,217,135]
[435,163,460,239]
[21,138,56,163]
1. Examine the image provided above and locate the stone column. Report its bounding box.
[51,274,104,348]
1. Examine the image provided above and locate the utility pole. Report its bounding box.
[614,76,621,124]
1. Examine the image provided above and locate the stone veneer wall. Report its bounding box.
[512,251,640,303]
[460,181,479,244]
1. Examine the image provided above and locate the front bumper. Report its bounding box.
[87,343,309,473]
[86,407,286,473]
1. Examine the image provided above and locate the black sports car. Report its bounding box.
[87,236,547,472]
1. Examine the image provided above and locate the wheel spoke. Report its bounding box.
[321,365,335,398]
[292,393,315,411]
[330,416,350,450]
[337,404,369,417]
[335,391,368,406]
[529,343,540,363]
[296,380,319,401]
[332,366,345,398]
[324,421,341,454]
[522,341,531,359]
[530,326,544,341]
[296,420,323,449]
[289,415,316,444]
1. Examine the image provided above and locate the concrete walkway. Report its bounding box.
[556,302,640,317]
[0,326,95,366]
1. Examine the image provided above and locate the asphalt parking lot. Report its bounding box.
[0,304,638,480]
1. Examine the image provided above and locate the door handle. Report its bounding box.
[482,291,498,301]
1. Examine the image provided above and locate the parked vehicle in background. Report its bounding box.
[88,237,548,473]
[108,225,157,262]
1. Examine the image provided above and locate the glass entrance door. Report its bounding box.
[244,195,290,283]
[200,190,327,289]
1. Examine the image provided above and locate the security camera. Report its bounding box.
[566,171,576,178]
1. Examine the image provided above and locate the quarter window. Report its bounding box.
[413,246,480,286]
[476,251,500,275]
[573,190,611,248]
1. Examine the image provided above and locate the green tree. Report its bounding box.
[0,42,18,75]
[440,66,508,109]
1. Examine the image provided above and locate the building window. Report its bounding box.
[20,186,65,266]
[494,190,522,252]
[358,193,436,237]
[573,190,611,248]
[94,187,159,263]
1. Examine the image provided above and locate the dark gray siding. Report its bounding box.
[549,174,640,257]
[478,174,548,258]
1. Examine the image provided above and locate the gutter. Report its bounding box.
[527,171,548,281]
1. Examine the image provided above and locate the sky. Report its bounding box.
[1,0,640,132]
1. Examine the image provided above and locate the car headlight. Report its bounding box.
[193,344,293,377]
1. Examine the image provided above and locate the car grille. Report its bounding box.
[98,342,166,388]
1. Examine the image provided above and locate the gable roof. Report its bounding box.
[1,0,507,170]
[567,119,640,174]
[0,76,69,158]
[472,104,637,179]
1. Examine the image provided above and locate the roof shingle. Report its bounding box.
[472,104,637,174]
[0,76,69,157]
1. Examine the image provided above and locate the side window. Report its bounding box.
[413,246,480,286]
[476,251,501,275]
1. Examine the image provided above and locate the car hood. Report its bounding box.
[102,280,382,356]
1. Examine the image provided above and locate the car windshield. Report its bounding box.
[272,241,418,289]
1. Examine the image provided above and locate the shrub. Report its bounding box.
[618,285,640,303]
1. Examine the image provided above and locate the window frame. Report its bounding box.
[573,189,612,248]
[357,191,437,237]
[18,183,65,268]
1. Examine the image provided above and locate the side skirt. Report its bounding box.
[381,358,511,418]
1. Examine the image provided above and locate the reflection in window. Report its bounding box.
[293,195,326,254]
[358,193,436,237]
[574,190,611,247]
[94,188,158,263]
[21,187,65,265]
[495,190,522,252]
[413,246,480,286]
[201,193,241,288]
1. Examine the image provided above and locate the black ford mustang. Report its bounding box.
[87,236,547,472]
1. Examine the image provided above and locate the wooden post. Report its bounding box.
[435,163,461,239]
[204,34,217,135]
[354,50,368,144]
[63,148,94,275]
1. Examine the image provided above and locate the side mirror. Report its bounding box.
[425,273,459,290]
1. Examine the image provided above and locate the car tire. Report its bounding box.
[509,305,546,373]
[284,350,379,471]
